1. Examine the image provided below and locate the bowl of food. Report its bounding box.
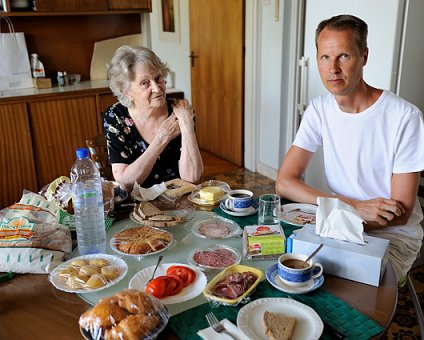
[187,180,230,206]
[203,264,263,306]
[188,245,241,271]
[191,217,242,239]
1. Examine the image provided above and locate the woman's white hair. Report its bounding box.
[107,45,170,107]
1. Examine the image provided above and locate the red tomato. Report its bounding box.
[166,266,196,287]
[145,276,168,298]
[165,274,184,296]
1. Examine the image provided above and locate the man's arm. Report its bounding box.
[276,146,332,203]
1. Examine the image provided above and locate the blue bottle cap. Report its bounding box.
[76,148,89,159]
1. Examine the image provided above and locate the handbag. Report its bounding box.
[0,17,33,91]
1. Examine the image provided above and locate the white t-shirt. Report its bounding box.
[294,90,424,235]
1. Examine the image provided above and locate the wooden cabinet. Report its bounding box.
[29,96,100,187]
[0,103,38,208]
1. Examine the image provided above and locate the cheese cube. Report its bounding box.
[199,186,224,201]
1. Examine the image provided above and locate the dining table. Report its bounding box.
[0,195,398,340]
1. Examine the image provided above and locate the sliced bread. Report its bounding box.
[263,311,296,340]
[137,201,163,219]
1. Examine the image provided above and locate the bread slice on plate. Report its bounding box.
[137,201,163,219]
[263,311,296,340]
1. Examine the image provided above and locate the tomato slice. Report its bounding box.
[165,274,184,296]
[145,276,168,298]
[166,266,196,287]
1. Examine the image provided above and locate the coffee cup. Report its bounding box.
[225,189,254,212]
[277,253,323,287]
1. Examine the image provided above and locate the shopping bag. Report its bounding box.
[0,17,33,91]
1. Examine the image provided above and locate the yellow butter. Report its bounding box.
[199,186,224,201]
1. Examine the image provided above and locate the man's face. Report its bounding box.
[316,28,368,96]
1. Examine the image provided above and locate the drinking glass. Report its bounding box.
[258,194,281,225]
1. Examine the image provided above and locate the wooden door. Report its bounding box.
[189,0,244,166]
[0,104,38,208]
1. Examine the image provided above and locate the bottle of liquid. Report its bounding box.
[57,71,65,87]
[70,148,106,255]
[30,53,45,78]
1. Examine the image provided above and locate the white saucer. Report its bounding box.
[219,201,258,217]
[266,263,324,294]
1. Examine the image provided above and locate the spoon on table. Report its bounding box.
[147,255,163,285]
[304,243,323,264]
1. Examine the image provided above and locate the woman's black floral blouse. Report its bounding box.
[103,100,181,188]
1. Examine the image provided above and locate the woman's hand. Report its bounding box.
[172,99,195,131]
[348,197,406,226]
[156,113,181,144]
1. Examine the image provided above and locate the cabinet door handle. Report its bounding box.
[189,51,198,67]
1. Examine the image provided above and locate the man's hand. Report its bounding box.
[349,198,406,225]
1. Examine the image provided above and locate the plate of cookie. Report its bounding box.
[48,254,128,293]
[280,203,317,226]
[110,226,174,257]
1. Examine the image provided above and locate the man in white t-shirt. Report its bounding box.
[276,14,424,282]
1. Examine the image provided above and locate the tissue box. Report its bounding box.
[287,225,389,286]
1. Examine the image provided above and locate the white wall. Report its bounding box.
[147,0,192,101]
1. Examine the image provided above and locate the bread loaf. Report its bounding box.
[263,311,296,340]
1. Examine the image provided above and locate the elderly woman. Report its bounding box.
[103,45,203,191]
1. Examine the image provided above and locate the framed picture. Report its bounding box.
[158,0,180,42]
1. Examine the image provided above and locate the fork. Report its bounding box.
[205,312,236,339]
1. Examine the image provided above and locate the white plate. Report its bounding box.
[219,201,258,217]
[129,263,207,305]
[237,297,323,340]
[191,217,242,239]
[49,254,128,294]
[281,203,317,226]
[266,264,324,294]
[128,209,193,227]
[110,226,174,257]
[187,180,231,206]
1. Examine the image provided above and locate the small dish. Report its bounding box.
[191,217,242,239]
[49,254,128,294]
[266,263,324,294]
[219,201,258,217]
[203,264,263,306]
[281,203,317,226]
[187,245,241,271]
[187,180,231,206]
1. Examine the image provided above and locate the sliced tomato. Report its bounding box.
[165,274,184,296]
[145,276,168,298]
[166,265,196,287]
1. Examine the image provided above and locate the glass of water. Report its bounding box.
[258,194,281,225]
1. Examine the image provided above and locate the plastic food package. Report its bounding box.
[203,264,263,306]
[79,289,169,340]
[243,225,286,260]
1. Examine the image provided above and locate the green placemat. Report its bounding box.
[168,280,384,340]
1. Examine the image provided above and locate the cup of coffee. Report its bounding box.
[225,189,254,212]
[277,253,323,287]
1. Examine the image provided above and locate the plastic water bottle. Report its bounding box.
[30,53,45,78]
[70,148,106,254]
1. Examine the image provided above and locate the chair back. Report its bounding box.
[86,135,113,180]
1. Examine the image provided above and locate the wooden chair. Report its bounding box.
[85,135,113,181]
[406,170,424,336]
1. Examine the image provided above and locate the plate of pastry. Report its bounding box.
[110,226,174,257]
[49,254,128,293]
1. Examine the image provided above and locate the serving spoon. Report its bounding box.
[304,243,323,264]
[147,255,163,285]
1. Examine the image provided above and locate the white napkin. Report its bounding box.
[131,182,167,201]
[315,197,365,244]
[197,318,249,340]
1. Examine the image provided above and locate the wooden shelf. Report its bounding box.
[0,10,147,16]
